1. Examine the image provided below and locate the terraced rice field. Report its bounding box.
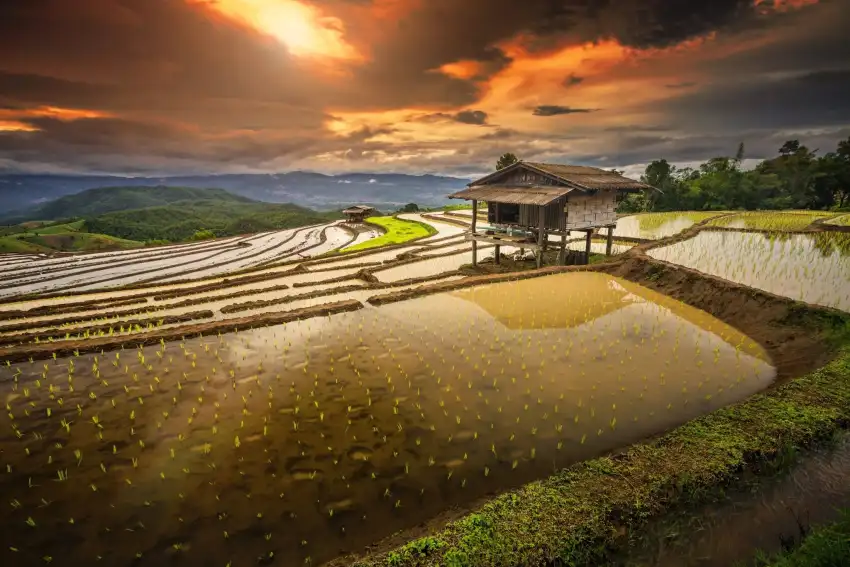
[1,208,847,567]
[706,210,833,231]
[614,212,726,240]
[649,230,850,311]
[0,272,774,566]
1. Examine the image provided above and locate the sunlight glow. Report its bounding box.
[199,0,361,60]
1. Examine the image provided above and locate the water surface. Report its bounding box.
[0,272,775,566]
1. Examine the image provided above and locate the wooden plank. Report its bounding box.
[495,244,501,265]
[537,204,545,269]
[472,199,478,267]
[606,226,614,256]
[584,229,592,265]
[559,232,567,265]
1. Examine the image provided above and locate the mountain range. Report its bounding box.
[0,172,472,214]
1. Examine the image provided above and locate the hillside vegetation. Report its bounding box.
[0,186,342,253]
[0,186,253,224]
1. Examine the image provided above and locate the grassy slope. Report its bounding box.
[0,219,143,254]
[343,216,437,252]
[754,510,850,566]
[354,314,850,567]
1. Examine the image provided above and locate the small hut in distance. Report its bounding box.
[342,205,376,223]
[448,161,656,267]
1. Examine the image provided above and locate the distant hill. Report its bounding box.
[0,186,342,253]
[0,172,472,214]
[0,185,253,224]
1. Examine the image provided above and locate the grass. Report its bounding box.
[0,236,51,254]
[342,216,436,252]
[19,232,144,252]
[751,509,850,566]
[707,211,832,231]
[635,211,727,231]
[350,315,850,567]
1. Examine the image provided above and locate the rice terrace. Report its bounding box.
[3,0,850,564]
[0,156,848,567]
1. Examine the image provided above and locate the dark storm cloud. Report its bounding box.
[663,69,850,132]
[0,0,847,174]
[412,110,489,126]
[665,81,697,89]
[532,105,596,116]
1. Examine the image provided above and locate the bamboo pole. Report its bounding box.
[471,199,478,267]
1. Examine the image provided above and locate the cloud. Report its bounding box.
[562,74,584,87]
[531,105,597,116]
[0,0,845,177]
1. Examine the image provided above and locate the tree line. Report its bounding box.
[623,138,850,212]
[494,137,850,212]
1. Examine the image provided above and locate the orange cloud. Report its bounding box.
[0,120,40,132]
[193,0,362,61]
[437,60,487,81]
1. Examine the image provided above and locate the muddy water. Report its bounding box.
[615,213,723,240]
[649,230,850,312]
[621,435,850,567]
[373,249,475,282]
[0,272,775,567]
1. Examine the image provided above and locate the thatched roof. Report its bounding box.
[461,161,656,194]
[448,185,571,206]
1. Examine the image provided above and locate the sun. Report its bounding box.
[198,0,361,61]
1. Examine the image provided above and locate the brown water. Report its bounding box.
[620,434,850,566]
[649,230,850,312]
[0,272,775,567]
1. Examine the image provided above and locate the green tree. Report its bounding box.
[398,203,420,213]
[495,153,519,171]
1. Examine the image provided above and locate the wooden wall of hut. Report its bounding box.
[491,169,560,186]
[518,199,567,231]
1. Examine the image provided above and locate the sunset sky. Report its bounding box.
[1,0,848,178]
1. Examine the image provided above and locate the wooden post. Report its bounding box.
[536,205,545,269]
[471,199,478,267]
[494,244,501,265]
[606,225,614,256]
[584,229,592,265]
[559,232,567,265]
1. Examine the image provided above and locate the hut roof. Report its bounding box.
[448,185,572,206]
[461,161,656,194]
[342,205,375,214]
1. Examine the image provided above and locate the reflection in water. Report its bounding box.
[649,230,850,312]
[0,273,775,566]
[622,435,850,567]
[615,213,723,240]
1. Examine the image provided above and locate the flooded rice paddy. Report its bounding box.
[0,272,775,566]
[649,230,850,311]
[706,211,832,231]
[615,212,723,240]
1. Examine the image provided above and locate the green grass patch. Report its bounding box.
[0,236,51,254]
[353,316,850,567]
[17,232,143,252]
[751,509,850,566]
[342,216,436,252]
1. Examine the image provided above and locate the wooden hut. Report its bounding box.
[448,161,656,268]
[342,205,376,223]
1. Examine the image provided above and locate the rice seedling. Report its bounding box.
[615,211,725,240]
[706,210,833,231]
[0,269,779,566]
[649,230,850,311]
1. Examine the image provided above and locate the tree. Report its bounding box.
[779,140,801,156]
[398,203,420,213]
[191,229,216,241]
[495,153,519,171]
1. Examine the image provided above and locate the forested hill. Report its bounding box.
[0,186,254,224]
[0,186,342,252]
[84,199,339,242]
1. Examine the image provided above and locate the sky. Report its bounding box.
[1,0,849,179]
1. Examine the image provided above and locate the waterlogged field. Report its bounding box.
[649,231,850,311]
[0,272,776,566]
[615,212,725,240]
[706,210,832,231]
